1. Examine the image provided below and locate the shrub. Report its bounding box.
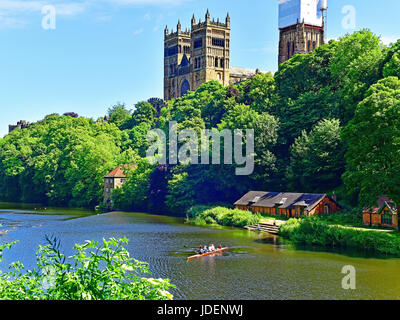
[279,216,400,256]
[187,206,261,228]
[0,237,174,300]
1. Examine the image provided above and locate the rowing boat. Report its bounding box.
[187,248,228,261]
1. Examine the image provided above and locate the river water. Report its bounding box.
[0,203,399,300]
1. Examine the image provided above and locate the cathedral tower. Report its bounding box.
[278,0,327,65]
[164,21,191,100]
[164,10,231,101]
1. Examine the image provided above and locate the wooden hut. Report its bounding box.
[363,197,398,229]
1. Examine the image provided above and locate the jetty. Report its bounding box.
[246,220,286,235]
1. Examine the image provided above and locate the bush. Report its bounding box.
[187,206,261,228]
[0,237,174,300]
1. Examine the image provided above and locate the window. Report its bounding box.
[215,57,219,68]
[180,79,190,97]
[382,211,392,225]
[220,58,224,68]
[194,38,202,49]
[287,42,290,58]
[324,204,330,215]
[307,40,311,52]
[165,45,178,57]
[212,38,225,47]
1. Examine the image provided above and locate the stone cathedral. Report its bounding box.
[164,10,262,101]
[164,1,327,101]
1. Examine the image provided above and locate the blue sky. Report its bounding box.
[1,0,400,137]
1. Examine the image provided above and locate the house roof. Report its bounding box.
[363,197,398,215]
[235,191,337,211]
[104,165,136,178]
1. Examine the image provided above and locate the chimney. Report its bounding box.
[332,192,337,202]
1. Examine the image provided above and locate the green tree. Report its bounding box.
[383,51,400,78]
[165,170,196,214]
[107,103,132,129]
[0,115,127,207]
[288,119,345,192]
[330,30,385,123]
[127,101,157,129]
[342,77,400,206]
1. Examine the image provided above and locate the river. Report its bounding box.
[0,203,399,300]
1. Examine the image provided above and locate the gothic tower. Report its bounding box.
[164,10,231,101]
[190,10,231,93]
[278,0,327,65]
[164,21,191,100]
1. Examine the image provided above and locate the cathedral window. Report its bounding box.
[220,58,224,68]
[194,38,203,49]
[212,38,225,47]
[180,80,190,97]
[215,57,219,68]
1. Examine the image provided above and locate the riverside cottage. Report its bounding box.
[103,165,136,206]
[235,191,341,218]
[363,197,398,230]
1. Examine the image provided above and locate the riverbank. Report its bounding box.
[279,216,400,256]
[187,205,400,257]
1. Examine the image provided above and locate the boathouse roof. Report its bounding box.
[362,196,397,215]
[234,191,338,211]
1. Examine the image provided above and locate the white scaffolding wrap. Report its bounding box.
[278,0,326,29]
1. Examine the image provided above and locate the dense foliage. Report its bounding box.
[187,205,261,228]
[1,30,400,213]
[279,216,400,256]
[0,237,174,300]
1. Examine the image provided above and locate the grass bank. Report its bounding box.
[186,205,261,228]
[279,215,400,256]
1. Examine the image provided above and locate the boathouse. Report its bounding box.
[363,197,398,229]
[235,191,341,218]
